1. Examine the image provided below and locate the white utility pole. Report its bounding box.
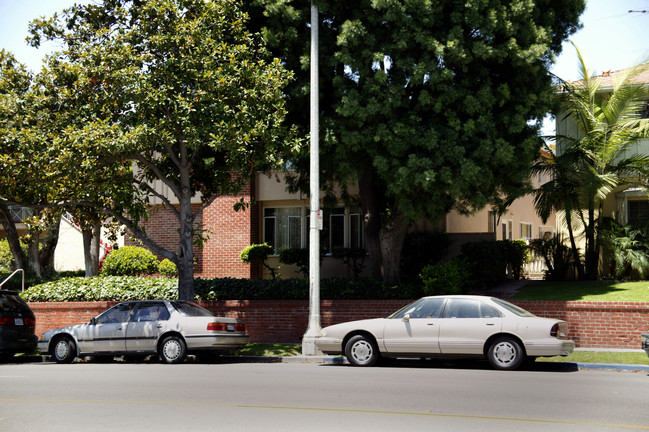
[302,1,322,356]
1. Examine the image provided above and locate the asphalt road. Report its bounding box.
[1,359,648,432]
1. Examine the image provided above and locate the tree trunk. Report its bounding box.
[585,205,598,280]
[39,216,61,272]
[565,210,585,280]
[378,211,409,285]
[0,202,27,270]
[27,229,42,278]
[82,220,101,276]
[358,178,383,279]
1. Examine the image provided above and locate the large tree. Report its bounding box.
[27,0,298,299]
[251,0,585,283]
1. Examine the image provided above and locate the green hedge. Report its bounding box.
[21,276,422,302]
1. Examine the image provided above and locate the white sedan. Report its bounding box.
[38,300,249,364]
[315,295,575,370]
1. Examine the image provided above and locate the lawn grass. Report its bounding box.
[509,281,649,302]
[537,351,649,365]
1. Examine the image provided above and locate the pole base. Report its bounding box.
[302,335,324,356]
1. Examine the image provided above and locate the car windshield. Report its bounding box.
[170,301,215,317]
[492,298,535,317]
[388,299,428,319]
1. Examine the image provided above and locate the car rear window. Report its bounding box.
[492,298,536,317]
[170,301,215,317]
[0,292,30,313]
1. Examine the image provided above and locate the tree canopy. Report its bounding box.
[251,0,585,283]
[16,0,298,299]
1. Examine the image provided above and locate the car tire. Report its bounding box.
[345,335,380,367]
[487,337,525,370]
[52,336,76,364]
[159,336,186,364]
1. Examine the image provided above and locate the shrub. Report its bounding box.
[0,239,13,273]
[331,248,366,279]
[400,231,451,284]
[240,243,278,279]
[461,240,508,289]
[279,248,310,278]
[506,240,531,280]
[419,258,471,296]
[21,276,179,302]
[22,275,421,302]
[100,246,159,276]
[158,259,178,277]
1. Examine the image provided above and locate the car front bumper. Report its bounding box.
[314,337,343,355]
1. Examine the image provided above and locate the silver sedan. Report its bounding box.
[315,295,575,370]
[38,300,248,364]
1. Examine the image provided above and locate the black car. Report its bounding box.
[0,289,37,362]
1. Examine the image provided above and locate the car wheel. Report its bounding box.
[487,337,525,370]
[345,335,380,367]
[52,336,76,364]
[159,336,186,364]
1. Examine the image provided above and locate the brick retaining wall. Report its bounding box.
[29,300,649,349]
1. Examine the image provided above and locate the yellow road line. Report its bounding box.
[1,398,647,430]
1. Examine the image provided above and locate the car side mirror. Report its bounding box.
[90,317,97,325]
[403,313,410,322]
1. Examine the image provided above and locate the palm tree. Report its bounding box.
[544,44,649,279]
[532,141,587,279]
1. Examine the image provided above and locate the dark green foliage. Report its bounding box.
[331,248,366,279]
[240,243,278,279]
[461,241,508,289]
[279,248,310,277]
[400,231,451,284]
[599,219,649,280]
[419,257,471,296]
[100,246,159,276]
[529,235,572,281]
[506,240,531,280]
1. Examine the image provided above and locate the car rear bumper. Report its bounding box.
[525,339,575,357]
[642,334,649,357]
[0,334,37,354]
[185,334,249,351]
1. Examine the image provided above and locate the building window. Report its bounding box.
[502,220,513,241]
[488,210,498,233]
[263,207,302,253]
[264,206,365,255]
[629,200,649,228]
[520,223,533,240]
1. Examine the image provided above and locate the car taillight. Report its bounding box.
[25,317,35,326]
[207,323,228,331]
[551,323,566,339]
[207,322,246,332]
[0,317,12,325]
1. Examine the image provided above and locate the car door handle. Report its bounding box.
[486,323,495,326]
[156,324,163,328]
[117,326,123,330]
[427,323,435,326]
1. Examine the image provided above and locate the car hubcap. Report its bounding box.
[163,340,181,360]
[351,340,373,364]
[55,340,69,360]
[493,342,516,365]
